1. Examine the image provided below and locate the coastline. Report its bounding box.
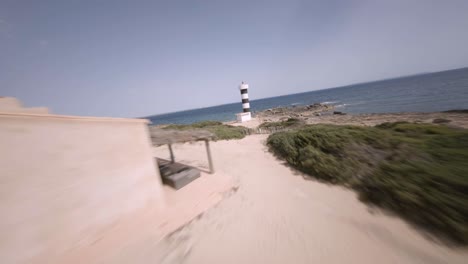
[225,107,468,130]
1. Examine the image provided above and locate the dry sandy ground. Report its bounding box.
[238,112,468,129]
[303,112,468,128]
[153,135,468,264]
[228,112,468,130]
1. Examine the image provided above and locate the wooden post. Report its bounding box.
[205,140,214,174]
[168,143,175,163]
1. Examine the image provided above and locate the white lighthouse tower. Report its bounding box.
[236,82,252,122]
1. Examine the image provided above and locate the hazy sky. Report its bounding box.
[1,0,468,117]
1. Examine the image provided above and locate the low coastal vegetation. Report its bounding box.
[258,118,304,130]
[267,122,468,244]
[163,121,248,140]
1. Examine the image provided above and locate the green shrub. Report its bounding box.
[163,121,247,141]
[267,123,468,244]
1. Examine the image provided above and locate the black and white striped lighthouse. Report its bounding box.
[240,82,250,112]
[236,82,252,122]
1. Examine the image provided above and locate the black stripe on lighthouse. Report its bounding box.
[240,88,250,113]
[238,82,251,119]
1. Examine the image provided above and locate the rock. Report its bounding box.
[314,113,321,116]
[432,118,451,124]
[443,109,468,113]
[333,111,346,115]
[306,104,319,110]
[256,103,335,119]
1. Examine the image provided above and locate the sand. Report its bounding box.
[153,135,468,264]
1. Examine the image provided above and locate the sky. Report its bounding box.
[1,0,468,117]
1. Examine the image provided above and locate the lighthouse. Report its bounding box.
[236,82,252,122]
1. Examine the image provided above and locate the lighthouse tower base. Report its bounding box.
[236,112,252,123]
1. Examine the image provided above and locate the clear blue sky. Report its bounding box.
[1,0,468,117]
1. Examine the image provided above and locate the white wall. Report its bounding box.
[0,113,164,264]
[0,97,49,114]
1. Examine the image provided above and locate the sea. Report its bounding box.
[147,67,468,125]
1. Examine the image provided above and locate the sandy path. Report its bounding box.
[154,135,467,264]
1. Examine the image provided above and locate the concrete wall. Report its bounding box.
[0,112,164,264]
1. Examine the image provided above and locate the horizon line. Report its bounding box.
[141,65,468,118]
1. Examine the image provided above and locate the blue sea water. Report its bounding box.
[147,67,468,125]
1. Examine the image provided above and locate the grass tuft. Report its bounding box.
[163,121,248,140]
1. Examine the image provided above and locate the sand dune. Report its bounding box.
[154,135,468,264]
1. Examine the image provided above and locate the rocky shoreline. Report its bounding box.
[251,105,468,129]
[254,103,336,121]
